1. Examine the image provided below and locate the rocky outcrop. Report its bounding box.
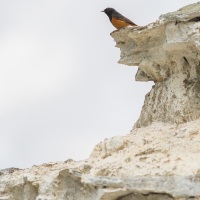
[111,2,200,127]
[1,120,200,199]
[1,2,200,200]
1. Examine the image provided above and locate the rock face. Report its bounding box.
[111,2,200,127]
[1,2,200,200]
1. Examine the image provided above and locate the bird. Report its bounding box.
[101,8,137,29]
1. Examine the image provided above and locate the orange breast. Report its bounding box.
[111,17,129,29]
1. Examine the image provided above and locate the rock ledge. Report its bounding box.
[111,2,200,127]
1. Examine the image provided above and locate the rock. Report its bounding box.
[0,168,21,175]
[1,2,200,200]
[111,2,200,128]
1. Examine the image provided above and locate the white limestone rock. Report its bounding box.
[111,2,200,127]
[2,2,200,200]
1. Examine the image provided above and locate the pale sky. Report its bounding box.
[0,0,198,169]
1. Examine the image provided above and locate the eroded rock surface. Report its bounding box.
[1,2,200,200]
[1,120,200,199]
[111,2,200,127]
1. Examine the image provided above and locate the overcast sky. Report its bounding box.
[0,0,198,169]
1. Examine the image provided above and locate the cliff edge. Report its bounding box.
[1,3,200,200]
[111,2,200,128]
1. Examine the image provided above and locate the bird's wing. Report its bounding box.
[113,12,137,26]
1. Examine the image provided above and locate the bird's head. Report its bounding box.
[101,8,115,16]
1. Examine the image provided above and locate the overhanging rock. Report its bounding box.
[111,2,200,127]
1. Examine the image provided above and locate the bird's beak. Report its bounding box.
[101,10,104,12]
